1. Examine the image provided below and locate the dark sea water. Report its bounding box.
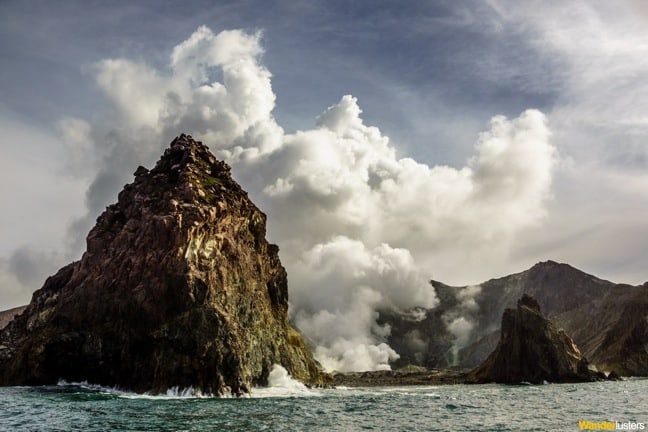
[1,379,646,431]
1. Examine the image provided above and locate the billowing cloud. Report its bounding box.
[290,237,436,370]
[249,95,555,290]
[51,26,556,371]
[447,318,474,350]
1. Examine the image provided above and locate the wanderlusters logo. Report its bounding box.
[578,420,645,430]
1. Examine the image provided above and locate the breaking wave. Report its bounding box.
[251,364,319,398]
[56,365,321,399]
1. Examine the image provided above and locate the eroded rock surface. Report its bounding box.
[382,261,648,376]
[469,294,604,384]
[0,134,326,395]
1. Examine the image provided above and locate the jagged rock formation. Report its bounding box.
[0,134,327,395]
[380,261,648,376]
[469,294,603,384]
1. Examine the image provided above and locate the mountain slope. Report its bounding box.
[382,261,648,375]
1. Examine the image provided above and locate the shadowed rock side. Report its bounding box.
[0,134,327,395]
[469,295,604,384]
[382,261,648,376]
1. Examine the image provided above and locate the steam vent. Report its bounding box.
[0,134,326,395]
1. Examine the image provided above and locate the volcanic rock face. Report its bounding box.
[382,261,648,376]
[0,134,326,395]
[469,295,599,384]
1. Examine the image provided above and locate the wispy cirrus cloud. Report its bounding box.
[487,1,648,282]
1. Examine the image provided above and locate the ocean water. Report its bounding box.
[1,379,646,431]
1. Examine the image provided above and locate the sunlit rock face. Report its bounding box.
[0,134,326,395]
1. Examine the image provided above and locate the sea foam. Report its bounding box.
[56,365,320,399]
[251,364,319,398]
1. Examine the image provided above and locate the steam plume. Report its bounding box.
[57,26,556,371]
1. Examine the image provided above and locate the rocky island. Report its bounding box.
[334,294,614,387]
[0,134,327,395]
[468,294,606,384]
[0,135,641,392]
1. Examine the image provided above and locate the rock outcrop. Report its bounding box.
[0,134,327,395]
[381,261,648,376]
[469,294,603,384]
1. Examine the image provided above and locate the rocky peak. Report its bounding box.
[469,294,607,384]
[149,133,237,203]
[517,293,541,312]
[0,134,327,395]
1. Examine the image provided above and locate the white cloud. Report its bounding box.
[47,26,556,371]
[456,285,482,312]
[294,286,399,372]
[486,1,648,283]
[92,59,167,128]
[447,317,474,349]
[446,316,474,366]
[436,284,483,366]
[289,237,435,371]
[488,1,648,168]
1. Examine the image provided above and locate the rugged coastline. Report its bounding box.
[0,135,327,395]
[0,136,641,394]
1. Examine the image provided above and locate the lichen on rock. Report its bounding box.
[0,134,328,395]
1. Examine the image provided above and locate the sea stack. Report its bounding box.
[469,294,604,384]
[0,134,326,395]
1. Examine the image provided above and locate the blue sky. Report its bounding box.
[1,0,647,335]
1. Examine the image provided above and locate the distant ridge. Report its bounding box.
[380,261,648,376]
